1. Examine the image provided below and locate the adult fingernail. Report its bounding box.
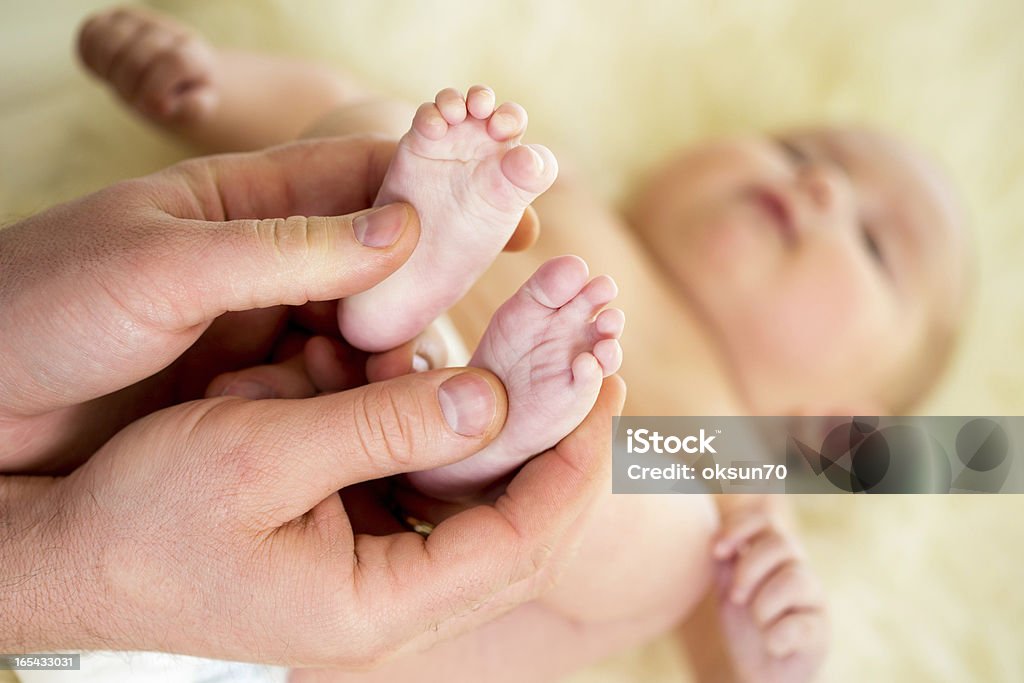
[353,203,407,248]
[221,379,276,400]
[438,373,496,437]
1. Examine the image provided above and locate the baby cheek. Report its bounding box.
[757,270,878,371]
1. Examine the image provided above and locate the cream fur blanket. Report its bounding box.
[2,1,1023,681]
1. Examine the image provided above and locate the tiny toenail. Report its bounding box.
[221,379,276,400]
[493,113,518,131]
[527,146,545,172]
[412,353,430,372]
[438,373,496,437]
[353,204,407,248]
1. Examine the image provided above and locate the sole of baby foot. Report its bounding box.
[78,6,218,123]
[407,255,623,500]
[339,85,559,352]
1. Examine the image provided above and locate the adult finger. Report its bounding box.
[198,367,509,521]
[149,201,421,326]
[504,205,540,252]
[205,351,315,400]
[207,332,369,398]
[303,335,369,393]
[0,138,411,417]
[131,139,419,323]
[159,136,398,221]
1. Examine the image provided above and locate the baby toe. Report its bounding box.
[83,10,142,77]
[487,101,528,141]
[594,308,626,339]
[411,101,449,141]
[136,39,211,118]
[592,339,623,376]
[500,144,558,194]
[466,84,496,119]
[522,255,590,309]
[109,27,175,99]
[572,274,618,312]
[434,87,467,125]
[175,86,218,123]
[556,275,618,325]
[571,351,604,387]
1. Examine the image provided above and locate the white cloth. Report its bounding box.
[15,652,287,683]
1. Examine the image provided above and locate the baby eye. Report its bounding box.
[862,223,886,268]
[777,139,811,166]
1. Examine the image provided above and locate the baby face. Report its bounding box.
[628,127,967,414]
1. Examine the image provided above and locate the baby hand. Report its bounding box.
[711,506,829,683]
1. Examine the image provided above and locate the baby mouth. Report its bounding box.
[749,186,797,245]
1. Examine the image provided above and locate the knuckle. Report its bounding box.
[253,215,325,262]
[225,427,294,493]
[185,400,289,500]
[352,383,421,470]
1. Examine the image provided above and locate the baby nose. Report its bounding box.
[798,163,851,218]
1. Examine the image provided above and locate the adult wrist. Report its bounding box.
[0,475,105,653]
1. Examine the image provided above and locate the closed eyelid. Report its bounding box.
[776,138,810,164]
[862,221,886,267]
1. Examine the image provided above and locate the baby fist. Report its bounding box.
[711,506,829,683]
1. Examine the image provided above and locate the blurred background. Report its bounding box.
[1,1,1022,680]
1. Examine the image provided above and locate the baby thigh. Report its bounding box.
[541,488,721,629]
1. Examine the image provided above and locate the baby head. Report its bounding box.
[627,127,970,415]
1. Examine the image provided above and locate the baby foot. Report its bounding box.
[78,6,217,122]
[339,86,559,352]
[408,255,623,499]
[712,508,830,683]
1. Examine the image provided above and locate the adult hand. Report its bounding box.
[0,136,538,474]
[1,369,625,667]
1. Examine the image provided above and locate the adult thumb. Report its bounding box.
[202,367,508,523]
[162,202,419,326]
